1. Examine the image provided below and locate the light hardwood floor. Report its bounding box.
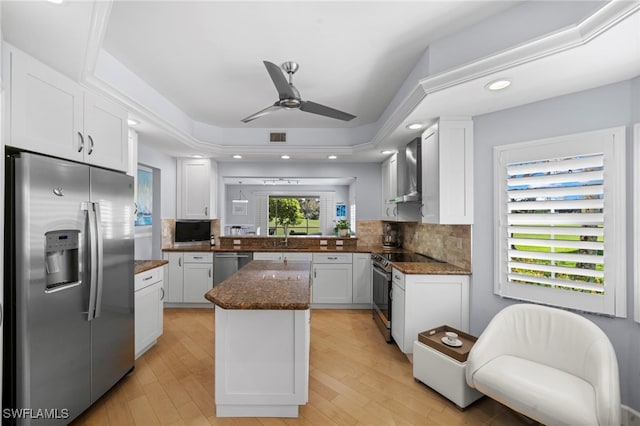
[72,308,532,426]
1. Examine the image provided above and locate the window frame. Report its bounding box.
[253,190,336,236]
[494,126,626,317]
[634,123,640,323]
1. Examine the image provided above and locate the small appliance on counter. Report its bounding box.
[383,222,400,248]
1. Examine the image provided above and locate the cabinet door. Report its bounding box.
[391,281,405,351]
[134,281,163,359]
[177,159,211,219]
[9,48,84,162]
[312,264,353,304]
[83,92,128,171]
[183,263,213,303]
[381,155,398,220]
[163,252,184,302]
[282,252,313,261]
[352,253,372,304]
[421,130,439,224]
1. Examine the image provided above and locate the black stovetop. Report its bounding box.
[372,251,443,271]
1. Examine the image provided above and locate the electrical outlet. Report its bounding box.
[233,239,241,245]
[320,240,328,246]
[456,238,462,249]
[336,240,343,246]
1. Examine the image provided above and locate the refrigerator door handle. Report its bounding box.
[93,202,104,319]
[83,202,98,321]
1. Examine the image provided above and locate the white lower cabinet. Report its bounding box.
[352,253,372,305]
[162,251,213,305]
[311,253,353,305]
[391,268,470,354]
[253,252,313,261]
[135,266,165,359]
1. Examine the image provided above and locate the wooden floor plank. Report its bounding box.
[70,308,529,425]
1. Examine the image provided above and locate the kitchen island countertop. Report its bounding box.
[204,260,311,310]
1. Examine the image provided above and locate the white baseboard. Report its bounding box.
[622,405,640,426]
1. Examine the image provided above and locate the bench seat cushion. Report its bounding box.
[471,355,597,426]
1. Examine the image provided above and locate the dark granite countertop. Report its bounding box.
[162,245,470,275]
[134,260,169,274]
[204,260,311,310]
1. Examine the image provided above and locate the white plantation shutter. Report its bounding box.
[494,127,626,317]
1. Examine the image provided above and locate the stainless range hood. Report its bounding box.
[389,137,421,203]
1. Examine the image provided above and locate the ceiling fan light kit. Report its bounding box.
[241,60,356,123]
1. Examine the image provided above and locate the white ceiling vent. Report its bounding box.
[269,132,287,143]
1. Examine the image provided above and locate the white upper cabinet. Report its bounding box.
[177,158,213,219]
[6,46,128,172]
[421,118,474,224]
[83,92,128,171]
[381,153,398,220]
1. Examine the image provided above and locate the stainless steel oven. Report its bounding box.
[371,251,444,343]
[372,255,393,343]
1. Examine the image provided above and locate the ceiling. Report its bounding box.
[2,1,639,162]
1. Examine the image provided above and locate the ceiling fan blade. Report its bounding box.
[241,104,283,123]
[300,101,356,121]
[263,61,298,100]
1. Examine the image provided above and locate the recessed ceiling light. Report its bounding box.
[127,119,139,126]
[47,0,64,4]
[192,154,203,158]
[485,79,511,91]
[281,155,290,160]
[381,150,395,155]
[232,154,242,159]
[328,155,337,160]
[406,122,424,130]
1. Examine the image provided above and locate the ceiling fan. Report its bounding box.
[241,61,356,123]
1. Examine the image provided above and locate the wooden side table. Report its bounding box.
[413,325,484,409]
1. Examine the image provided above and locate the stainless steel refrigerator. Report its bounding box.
[3,151,135,425]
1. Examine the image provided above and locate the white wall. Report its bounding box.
[137,141,176,219]
[472,78,638,409]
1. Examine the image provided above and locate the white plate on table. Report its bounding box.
[441,337,463,347]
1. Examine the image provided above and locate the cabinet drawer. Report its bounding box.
[312,253,352,264]
[184,252,213,263]
[135,267,163,291]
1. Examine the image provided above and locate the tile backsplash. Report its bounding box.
[399,222,471,270]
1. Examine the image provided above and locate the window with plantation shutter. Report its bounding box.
[494,127,626,317]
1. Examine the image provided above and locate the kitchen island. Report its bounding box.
[204,260,311,418]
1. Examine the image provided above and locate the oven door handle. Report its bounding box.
[372,263,390,278]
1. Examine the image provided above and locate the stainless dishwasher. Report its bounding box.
[213,252,253,286]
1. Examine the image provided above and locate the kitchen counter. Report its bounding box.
[207,259,311,418]
[392,262,470,275]
[162,244,470,275]
[204,260,311,310]
[134,259,168,274]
